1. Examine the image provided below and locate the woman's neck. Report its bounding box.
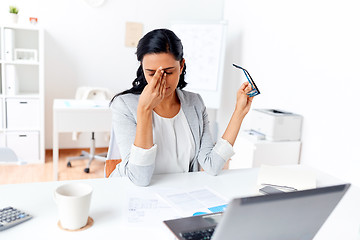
[154,90,180,118]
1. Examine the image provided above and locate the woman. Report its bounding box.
[109,29,254,186]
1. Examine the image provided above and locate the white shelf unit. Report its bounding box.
[0,25,44,164]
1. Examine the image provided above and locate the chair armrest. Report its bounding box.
[105,159,122,178]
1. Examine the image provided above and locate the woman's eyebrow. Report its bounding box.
[145,67,175,72]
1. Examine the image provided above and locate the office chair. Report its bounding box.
[104,128,122,178]
[66,86,112,173]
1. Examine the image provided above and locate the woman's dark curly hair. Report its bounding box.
[111,29,187,103]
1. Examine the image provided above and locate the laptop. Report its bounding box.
[164,184,350,240]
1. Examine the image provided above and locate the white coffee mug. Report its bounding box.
[54,183,93,230]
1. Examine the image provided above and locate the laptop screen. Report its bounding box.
[164,184,350,240]
[212,184,350,240]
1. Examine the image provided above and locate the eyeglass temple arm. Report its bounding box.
[233,63,260,94]
[233,64,255,88]
[244,70,260,93]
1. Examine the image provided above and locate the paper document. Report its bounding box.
[257,165,316,191]
[157,188,228,217]
[127,189,180,224]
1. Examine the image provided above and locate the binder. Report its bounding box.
[4,28,15,61]
[5,65,18,95]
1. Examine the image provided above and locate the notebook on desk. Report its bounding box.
[164,184,350,240]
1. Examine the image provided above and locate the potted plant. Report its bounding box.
[9,6,19,23]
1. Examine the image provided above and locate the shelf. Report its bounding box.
[3,24,41,31]
[4,129,41,132]
[3,61,39,66]
[0,25,44,163]
[3,64,40,95]
[4,94,40,99]
[0,63,2,95]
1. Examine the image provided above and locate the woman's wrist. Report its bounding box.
[233,107,247,119]
[135,106,154,149]
[137,104,153,115]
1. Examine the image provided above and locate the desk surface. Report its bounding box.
[53,99,110,110]
[1,167,359,239]
[52,99,111,132]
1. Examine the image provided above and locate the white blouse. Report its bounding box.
[127,107,235,175]
[152,108,195,174]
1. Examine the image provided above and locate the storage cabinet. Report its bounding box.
[0,25,44,164]
[0,132,5,147]
[0,101,3,128]
[6,99,40,129]
[7,131,40,162]
[230,131,301,169]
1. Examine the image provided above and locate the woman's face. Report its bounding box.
[142,52,184,98]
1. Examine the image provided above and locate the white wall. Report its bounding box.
[0,0,224,148]
[2,1,359,186]
[221,0,360,186]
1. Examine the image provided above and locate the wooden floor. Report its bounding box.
[0,148,107,185]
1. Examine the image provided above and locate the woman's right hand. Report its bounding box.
[138,67,167,111]
[234,81,254,117]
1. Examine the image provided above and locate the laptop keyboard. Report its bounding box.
[180,227,215,240]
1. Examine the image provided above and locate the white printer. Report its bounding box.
[248,109,302,141]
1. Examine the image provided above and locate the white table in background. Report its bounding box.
[0,167,359,239]
[52,99,112,181]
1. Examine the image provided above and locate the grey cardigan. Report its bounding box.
[110,89,233,186]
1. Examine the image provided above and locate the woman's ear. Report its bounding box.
[180,58,185,73]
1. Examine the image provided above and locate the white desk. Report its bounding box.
[1,167,359,239]
[53,99,112,180]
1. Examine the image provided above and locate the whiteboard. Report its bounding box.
[171,22,227,109]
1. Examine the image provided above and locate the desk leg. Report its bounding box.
[53,112,59,181]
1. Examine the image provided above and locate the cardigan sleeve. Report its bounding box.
[195,94,235,175]
[109,96,156,186]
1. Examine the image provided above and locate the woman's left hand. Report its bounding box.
[235,82,254,117]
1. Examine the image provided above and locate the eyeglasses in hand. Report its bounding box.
[232,63,260,97]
